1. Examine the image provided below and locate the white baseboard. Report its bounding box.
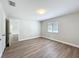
[42,36,79,48]
[19,36,40,41]
[17,36,79,48]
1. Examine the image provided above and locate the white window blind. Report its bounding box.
[48,22,58,33]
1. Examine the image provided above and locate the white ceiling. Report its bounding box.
[1,0,79,21]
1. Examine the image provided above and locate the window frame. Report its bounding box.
[48,21,59,33]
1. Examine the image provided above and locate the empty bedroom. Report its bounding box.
[0,0,79,58]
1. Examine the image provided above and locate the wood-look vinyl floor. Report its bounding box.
[2,37,79,58]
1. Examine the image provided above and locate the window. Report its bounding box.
[48,22,58,33]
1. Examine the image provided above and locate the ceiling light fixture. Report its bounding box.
[36,9,46,15]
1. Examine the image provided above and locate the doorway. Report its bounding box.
[6,19,19,47]
[6,19,10,47]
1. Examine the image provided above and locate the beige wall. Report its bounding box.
[10,19,20,35]
[41,12,79,47]
[9,19,20,45]
[10,19,40,41]
[19,20,40,41]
